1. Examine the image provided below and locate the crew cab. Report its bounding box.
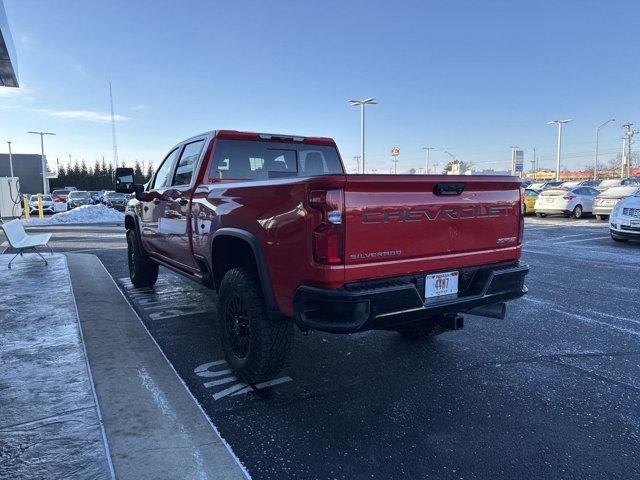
[115,130,529,382]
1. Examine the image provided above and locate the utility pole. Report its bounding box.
[348,98,377,173]
[7,141,13,178]
[27,131,56,194]
[547,119,573,181]
[530,147,536,180]
[422,147,435,174]
[109,79,119,170]
[621,123,637,179]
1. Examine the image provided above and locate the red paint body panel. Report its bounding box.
[133,131,524,320]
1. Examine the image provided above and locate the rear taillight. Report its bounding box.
[518,187,525,244]
[309,189,344,265]
[563,195,576,200]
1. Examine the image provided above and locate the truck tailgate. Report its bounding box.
[343,175,522,281]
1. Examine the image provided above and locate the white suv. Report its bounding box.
[609,193,640,242]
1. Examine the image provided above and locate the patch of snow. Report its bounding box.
[23,204,124,225]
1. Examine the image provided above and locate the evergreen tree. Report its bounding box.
[133,159,144,184]
[145,162,154,183]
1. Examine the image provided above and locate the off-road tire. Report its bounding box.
[217,267,293,383]
[395,317,442,340]
[127,229,159,288]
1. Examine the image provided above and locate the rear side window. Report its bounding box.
[209,140,343,181]
[173,140,204,186]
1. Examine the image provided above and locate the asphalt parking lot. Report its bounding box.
[26,217,640,479]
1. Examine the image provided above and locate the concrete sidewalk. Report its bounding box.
[0,253,113,480]
[66,253,248,480]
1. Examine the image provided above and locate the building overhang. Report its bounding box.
[0,1,18,87]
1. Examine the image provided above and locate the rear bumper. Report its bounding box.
[593,206,614,216]
[535,208,572,216]
[293,261,529,333]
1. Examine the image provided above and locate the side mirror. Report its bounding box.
[115,167,136,193]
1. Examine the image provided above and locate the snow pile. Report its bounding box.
[23,204,125,225]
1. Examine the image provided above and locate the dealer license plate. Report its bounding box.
[425,271,459,299]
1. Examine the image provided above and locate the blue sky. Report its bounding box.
[1,0,638,174]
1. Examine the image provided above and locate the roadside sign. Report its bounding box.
[512,149,524,174]
[391,147,400,157]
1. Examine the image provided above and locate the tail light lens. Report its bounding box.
[309,189,344,265]
[563,195,576,200]
[518,187,525,244]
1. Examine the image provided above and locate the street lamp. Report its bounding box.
[349,98,377,173]
[443,150,456,161]
[594,119,615,180]
[27,131,56,194]
[422,147,435,174]
[547,119,573,181]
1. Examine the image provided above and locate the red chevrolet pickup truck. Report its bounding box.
[115,130,528,382]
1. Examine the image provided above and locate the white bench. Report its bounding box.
[0,219,53,268]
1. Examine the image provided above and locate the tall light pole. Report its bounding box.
[595,118,615,180]
[349,98,377,173]
[547,119,572,181]
[27,131,56,194]
[7,141,14,178]
[422,147,435,174]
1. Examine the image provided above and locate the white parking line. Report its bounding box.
[551,236,610,245]
[522,296,640,337]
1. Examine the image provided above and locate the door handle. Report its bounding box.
[153,199,161,205]
[178,198,188,206]
[165,210,181,219]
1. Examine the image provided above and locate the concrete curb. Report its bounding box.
[66,253,248,480]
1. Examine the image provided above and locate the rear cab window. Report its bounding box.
[173,140,204,186]
[209,140,344,181]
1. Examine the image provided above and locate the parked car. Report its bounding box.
[580,179,602,188]
[29,194,55,214]
[593,186,640,221]
[596,178,624,192]
[622,177,640,186]
[51,189,71,203]
[114,129,529,383]
[67,190,93,209]
[534,186,600,218]
[609,191,640,242]
[523,189,539,214]
[560,181,581,189]
[103,191,128,211]
[88,191,102,204]
[528,182,546,192]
